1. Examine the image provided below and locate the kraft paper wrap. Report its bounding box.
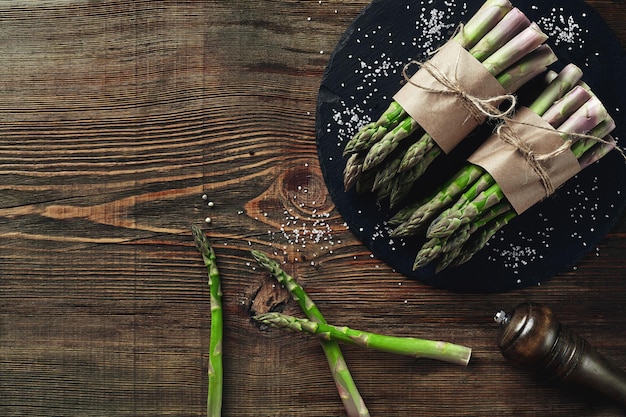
[468,107,582,214]
[393,40,507,154]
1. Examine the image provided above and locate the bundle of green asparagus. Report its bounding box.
[343,0,558,208]
[388,64,617,272]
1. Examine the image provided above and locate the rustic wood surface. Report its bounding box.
[1,1,625,416]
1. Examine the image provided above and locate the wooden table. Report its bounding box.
[1,1,625,416]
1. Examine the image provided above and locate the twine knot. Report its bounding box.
[402,57,517,125]
[495,122,573,197]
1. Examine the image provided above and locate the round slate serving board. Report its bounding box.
[316,0,626,293]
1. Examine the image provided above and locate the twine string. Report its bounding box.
[494,123,572,196]
[401,45,517,124]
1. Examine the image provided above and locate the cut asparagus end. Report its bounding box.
[454,0,514,49]
[483,22,548,77]
[496,44,557,92]
[528,63,584,116]
[541,85,593,128]
[468,8,530,62]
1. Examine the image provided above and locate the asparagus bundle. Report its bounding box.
[396,65,618,271]
[254,312,472,366]
[343,0,559,209]
[191,225,224,417]
[391,64,585,238]
[251,250,370,417]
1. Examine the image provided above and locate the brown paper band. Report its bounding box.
[393,40,514,154]
[468,107,581,214]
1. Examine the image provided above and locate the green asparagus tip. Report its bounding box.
[191,224,212,258]
[251,249,278,272]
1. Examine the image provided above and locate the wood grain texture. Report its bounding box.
[1,1,625,416]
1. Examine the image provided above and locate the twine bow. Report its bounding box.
[401,51,517,125]
[495,123,574,197]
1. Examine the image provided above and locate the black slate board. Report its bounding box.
[316,0,626,293]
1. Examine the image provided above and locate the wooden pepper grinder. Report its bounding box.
[494,302,626,407]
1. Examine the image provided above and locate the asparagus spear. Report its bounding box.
[390,146,442,207]
[254,312,472,366]
[467,8,530,62]
[191,225,223,417]
[251,250,370,417]
[435,201,513,271]
[343,102,406,155]
[344,153,365,192]
[448,210,518,267]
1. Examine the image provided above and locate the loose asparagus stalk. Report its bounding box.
[254,312,472,366]
[343,0,514,156]
[191,225,223,417]
[251,250,370,417]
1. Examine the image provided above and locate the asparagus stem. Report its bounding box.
[556,96,608,139]
[577,136,617,169]
[527,63,583,115]
[495,44,557,92]
[541,86,592,128]
[453,0,513,49]
[255,312,472,366]
[468,8,530,62]
[570,117,616,158]
[481,23,548,77]
[251,250,370,417]
[191,225,223,417]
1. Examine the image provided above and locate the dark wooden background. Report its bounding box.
[1,1,625,416]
